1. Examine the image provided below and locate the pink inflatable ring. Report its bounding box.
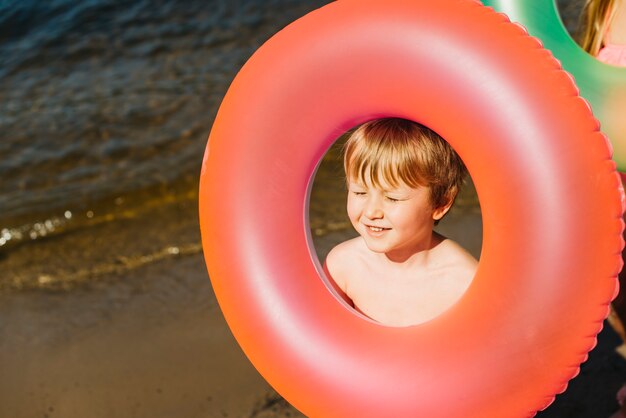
[199,0,624,416]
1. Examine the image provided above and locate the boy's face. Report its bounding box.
[347,175,450,259]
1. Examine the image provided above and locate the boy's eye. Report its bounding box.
[386,196,400,202]
[352,191,367,196]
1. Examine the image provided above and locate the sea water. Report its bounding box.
[1,0,583,292]
[0,0,329,291]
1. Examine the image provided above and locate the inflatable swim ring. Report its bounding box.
[481,0,626,171]
[199,0,624,416]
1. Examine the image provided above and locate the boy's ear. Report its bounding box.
[432,198,454,221]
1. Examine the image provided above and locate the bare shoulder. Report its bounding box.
[436,237,478,280]
[325,237,366,290]
[325,237,365,272]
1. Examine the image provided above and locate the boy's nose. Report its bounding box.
[364,198,383,219]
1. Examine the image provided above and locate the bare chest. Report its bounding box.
[346,265,468,326]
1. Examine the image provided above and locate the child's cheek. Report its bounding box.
[346,196,359,222]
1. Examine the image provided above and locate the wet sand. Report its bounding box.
[0,254,297,418]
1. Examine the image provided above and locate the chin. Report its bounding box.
[362,237,391,254]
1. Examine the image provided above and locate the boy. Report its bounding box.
[325,118,477,327]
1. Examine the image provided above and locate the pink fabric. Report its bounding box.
[598,43,626,66]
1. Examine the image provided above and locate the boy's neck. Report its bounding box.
[380,231,445,266]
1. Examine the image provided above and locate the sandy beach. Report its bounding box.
[0,254,291,418]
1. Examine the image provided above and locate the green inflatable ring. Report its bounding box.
[482,0,626,171]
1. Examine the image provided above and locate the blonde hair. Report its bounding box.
[579,0,619,56]
[343,118,467,211]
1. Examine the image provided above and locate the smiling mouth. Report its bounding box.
[365,225,390,232]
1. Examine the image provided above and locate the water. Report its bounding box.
[0,0,332,232]
[0,0,331,291]
[0,0,583,292]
